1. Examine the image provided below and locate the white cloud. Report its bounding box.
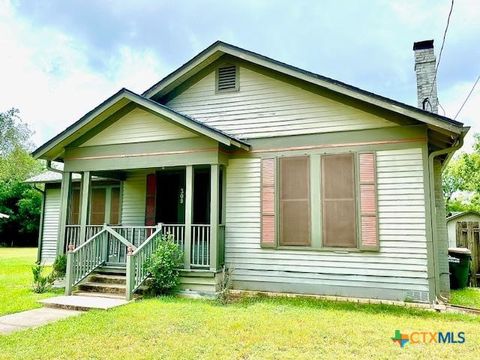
[0,0,167,147]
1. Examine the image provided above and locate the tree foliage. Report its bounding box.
[0,108,43,246]
[443,134,480,214]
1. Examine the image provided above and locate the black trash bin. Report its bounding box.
[448,247,472,289]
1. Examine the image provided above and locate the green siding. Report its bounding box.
[40,187,61,263]
[225,146,430,302]
[121,170,148,225]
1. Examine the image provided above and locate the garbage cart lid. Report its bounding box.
[448,247,472,255]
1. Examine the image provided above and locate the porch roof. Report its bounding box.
[32,88,250,160]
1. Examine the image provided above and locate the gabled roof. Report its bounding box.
[32,88,250,160]
[144,41,466,136]
[446,211,480,222]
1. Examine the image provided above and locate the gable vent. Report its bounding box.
[217,65,238,92]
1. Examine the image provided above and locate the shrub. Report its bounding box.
[144,235,184,295]
[52,254,67,279]
[32,265,54,293]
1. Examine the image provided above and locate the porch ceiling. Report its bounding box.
[32,88,250,161]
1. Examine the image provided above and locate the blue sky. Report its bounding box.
[1,0,479,150]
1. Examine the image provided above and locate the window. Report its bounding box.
[110,187,121,224]
[69,189,80,225]
[90,188,106,225]
[322,154,356,248]
[279,156,310,246]
[216,65,238,92]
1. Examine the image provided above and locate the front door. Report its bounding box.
[156,168,186,224]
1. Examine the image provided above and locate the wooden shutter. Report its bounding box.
[359,152,379,250]
[280,156,310,246]
[145,174,157,226]
[322,154,356,248]
[261,159,276,247]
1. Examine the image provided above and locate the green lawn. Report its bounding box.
[450,287,480,309]
[0,247,60,316]
[1,248,480,359]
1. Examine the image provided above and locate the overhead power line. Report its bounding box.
[454,74,480,119]
[429,0,455,99]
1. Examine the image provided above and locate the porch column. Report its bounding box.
[57,171,72,255]
[184,165,193,270]
[210,164,219,271]
[78,171,92,243]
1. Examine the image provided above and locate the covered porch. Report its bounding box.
[60,164,227,271]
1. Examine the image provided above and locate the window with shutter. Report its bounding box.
[110,187,121,224]
[279,156,310,246]
[359,152,379,250]
[261,158,276,247]
[322,153,356,248]
[69,189,80,225]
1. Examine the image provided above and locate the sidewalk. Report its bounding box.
[0,307,81,335]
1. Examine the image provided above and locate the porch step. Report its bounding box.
[88,274,126,285]
[72,291,126,300]
[95,265,126,275]
[78,282,126,295]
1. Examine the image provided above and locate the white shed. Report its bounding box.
[446,211,480,248]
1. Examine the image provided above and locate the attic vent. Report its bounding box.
[217,65,238,92]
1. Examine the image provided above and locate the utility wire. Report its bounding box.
[454,74,480,119]
[429,0,455,99]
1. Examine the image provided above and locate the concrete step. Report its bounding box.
[73,291,126,300]
[89,274,126,285]
[78,282,126,295]
[40,295,129,312]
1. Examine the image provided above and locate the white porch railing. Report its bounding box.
[64,223,217,269]
[191,225,210,268]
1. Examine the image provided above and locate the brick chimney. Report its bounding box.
[413,40,438,114]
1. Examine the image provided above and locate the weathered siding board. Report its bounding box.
[82,108,197,147]
[121,170,148,225]
[225,148,429,301]
[40,187,61,263]
[167,67,396,139]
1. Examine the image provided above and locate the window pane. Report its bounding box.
[69,189,80,225]
[90,188,106,225]
[110,187,120,224]
[322,154,356,247]
[280,156,310,246]
[323,154,354,199]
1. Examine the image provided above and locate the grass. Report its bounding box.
[0,297,479,359]
[1,248,479,359]
[0,248,60,316]
[450,287,480,309]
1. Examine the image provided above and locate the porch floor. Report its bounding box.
[40,295,129,312]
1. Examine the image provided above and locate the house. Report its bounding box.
[29,40,468,303]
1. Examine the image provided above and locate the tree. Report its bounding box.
[443,134,480,214]
[0,108,43,246]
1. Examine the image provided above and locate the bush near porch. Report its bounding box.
[0,248,60,316]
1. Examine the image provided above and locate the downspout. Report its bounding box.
[428,133,465,304]
[46,160,63,174]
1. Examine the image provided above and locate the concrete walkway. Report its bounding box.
[0,308,81,335]
[0,295,129,335]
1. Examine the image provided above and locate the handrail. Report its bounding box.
[126,225,163,300]
[104,226,135,249]
[71,229,107,253]
[65,230,108,295]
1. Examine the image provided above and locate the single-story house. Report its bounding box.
[29,40,468,303]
